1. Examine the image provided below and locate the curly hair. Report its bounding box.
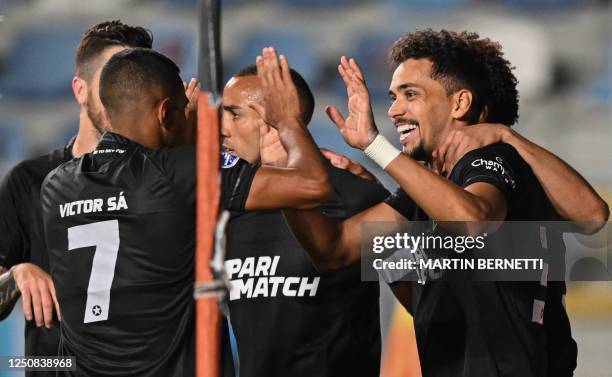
[389,29,519,126]
[76,20,153,81]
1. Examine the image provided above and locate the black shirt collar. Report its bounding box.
[96,131,143,151]
[64,135,76,160]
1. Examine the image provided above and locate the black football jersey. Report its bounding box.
[41,132,195,377]
[221,155,389,377]
[385,143,577,377]
[0,140,73,376]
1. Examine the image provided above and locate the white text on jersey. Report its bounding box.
[59,192,129,218]
[225,256,320,300]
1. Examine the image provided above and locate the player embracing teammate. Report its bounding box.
[281,30,609,377]
[217,31,608,377]
[4,20,608,377]
[39,45,338,376]
[0,20,153,377]
[219,51,388,376]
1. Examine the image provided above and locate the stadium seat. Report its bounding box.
[0,0,20,11]
[386,0,471,11]
[278,0,358,7]
[158,0,244,7]
[0,27,83,99]
[157,0,197,6]
[589,44,612,105]
[149,26,198,82]
[500,0,578,10]
[231,30,319,85]
[0,121,29,164]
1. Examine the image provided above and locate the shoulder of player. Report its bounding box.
[1,147,67,189]
[40,157,81,188]
[478,142,520,159]
[326,164,389,201]
[148,145,195,163]
[450,142,521,174]
[326,163,354,182]
[326,163,378,188]
[140,145,196,176]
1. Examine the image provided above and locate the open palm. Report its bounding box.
[259,122,285,165]
[326,56,379,150]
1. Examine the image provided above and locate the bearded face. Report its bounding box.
[82,45,128,134]
[85,85,106,134]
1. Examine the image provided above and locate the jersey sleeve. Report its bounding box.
[220,158,260,212]
[158,146,197,207]
[322,164,390,219]
[384,187,418,220]
[0,165,29,269]
[449,143,519,205]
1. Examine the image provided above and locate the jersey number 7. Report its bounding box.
[68,220,120,323]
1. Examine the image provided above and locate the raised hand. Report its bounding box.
[432,123,506,176]
[259,122,286,166]
[248,47,303,130]
[184,78,200,120]
[181,78,200,145]
[326,56,379,150]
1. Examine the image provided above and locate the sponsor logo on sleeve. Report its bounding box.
[470,156,516,190]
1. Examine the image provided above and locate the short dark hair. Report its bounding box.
[100,48,182,118]
[235,64,315,125]
[76,20,153,81]
[389,29,519,126]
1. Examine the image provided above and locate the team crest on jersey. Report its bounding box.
[221,150,240,169]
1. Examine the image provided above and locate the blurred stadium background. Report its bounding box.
[0,0,610,376]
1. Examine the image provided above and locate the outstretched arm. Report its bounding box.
[0,170,60,325]
[284,202,406,270]
[433,124,610,234]
[242,47,333,210]
[285,205,417,313]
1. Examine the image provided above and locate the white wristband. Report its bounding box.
[363,134,401,169]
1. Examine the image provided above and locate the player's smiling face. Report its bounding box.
[388,58,455,161]
[221,76,263,163]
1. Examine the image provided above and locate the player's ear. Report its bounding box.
[72,77,87,106]
[157,97,172,131]
[450,89,473,121]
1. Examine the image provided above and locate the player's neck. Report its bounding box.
[72,113,103,158]
[110,120,163,150]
